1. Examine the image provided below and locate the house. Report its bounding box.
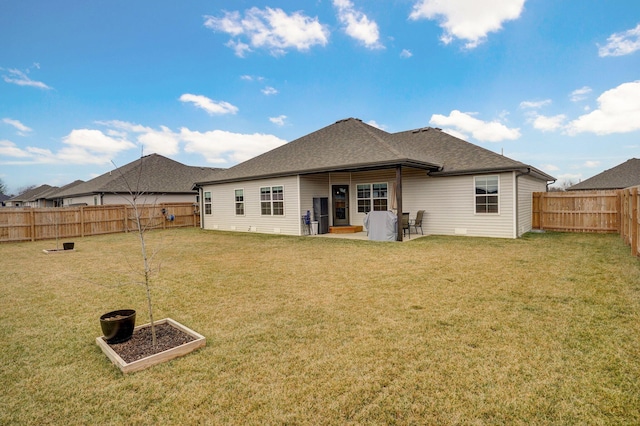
[52,154,222,206]
[0,193,11,207]
[48,180,85,206]
[568,158,640,191]
[5,184,59,207]
[194,118,555,240]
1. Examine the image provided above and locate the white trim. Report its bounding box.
[512,171,517,238]
[473,175,500,215]
[234,188,245,216]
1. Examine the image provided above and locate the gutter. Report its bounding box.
[193,159,442,187]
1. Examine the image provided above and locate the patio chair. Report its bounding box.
[402,212,411,238]
[411,210,425,235]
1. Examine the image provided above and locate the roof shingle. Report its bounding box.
[568,158,640,190]
[197,118,554,184]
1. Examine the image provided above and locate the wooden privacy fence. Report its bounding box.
[620,187,640,258]
[0,203,200,243]
[532,190,621,233]
[533,188,640,259]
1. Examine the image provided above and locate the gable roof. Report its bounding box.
[196,118,554,185]
[568,158,640,191]
[54,154,222,198]
[9,184,59,202]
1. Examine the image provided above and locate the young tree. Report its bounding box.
[0,178,7,195]
[113,157,161,349]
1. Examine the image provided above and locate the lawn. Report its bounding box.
[1,228,639,425]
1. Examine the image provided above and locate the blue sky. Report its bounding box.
[1,0,639,194]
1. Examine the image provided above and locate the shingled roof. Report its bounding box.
[568,158,640,191]
[197,118,554,185]
[9,184,59,202]
[54,154,222,198]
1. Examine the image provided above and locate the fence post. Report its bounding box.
[80,206,85,237]
[30,209,35,242]
[123,205,128,233]
[632,188,638,257]
[539,192,545,230]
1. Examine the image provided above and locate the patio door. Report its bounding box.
[332,185,349,226]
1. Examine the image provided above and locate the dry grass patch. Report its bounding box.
[1,229,639,424]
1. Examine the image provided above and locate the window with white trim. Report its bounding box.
[357,183,388,213]
[475,176,499,214]
[235,189,244,215]
[204,191,212,215]
[260,186,284,216]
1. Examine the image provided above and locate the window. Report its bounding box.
[260,186,284,216]
[204,191,212,215]
[475,176,499,214]
[357,184,370,213]
[235,189,244,215]
[357,183,388,213]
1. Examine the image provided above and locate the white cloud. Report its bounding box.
[409,0,526,48]
[366,120,387,130]
[204,7,329,56]
[333,0,383,49]
[429,110,521,142]
[99,121,179,156]
[598,24,640,57]
[531,114,567,132]
[570,86,592,102]
[2,68,51,90]
[226,40,252,57]
[269,115,287,126]
[0,125,137,165]
[181,128,287,164]
[519,99,551,109]
[2,118,33,134]
[540,164,560,172]
[179,94,238,115]
[400,49,413,58]
[60,129,137,163]
[0,140,31,158]
[566,81,640,135]
[262,86,278,96]
[583,160,601,168]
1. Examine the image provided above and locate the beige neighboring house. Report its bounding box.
[568,158,640,191]
[5,184,59,207]
[194,118,556,240]
[52,154,222,206]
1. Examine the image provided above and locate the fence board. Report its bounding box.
[0,203,199,243]
[532,190,621,233]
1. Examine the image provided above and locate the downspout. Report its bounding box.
[396,165,403,242]
[199,186,204,229]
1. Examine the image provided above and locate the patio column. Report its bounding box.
[396,165,403,242]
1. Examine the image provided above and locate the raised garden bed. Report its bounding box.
[96,318,205,373]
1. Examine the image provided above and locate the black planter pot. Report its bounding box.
[100,309,136,343]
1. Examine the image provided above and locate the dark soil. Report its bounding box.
[107,322,195,364]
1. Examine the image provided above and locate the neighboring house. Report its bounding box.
[52,153,221,206]
[194,118,555,240]
[6,184,59,207]
[0,193,10,207]
[568,158,640,191]
[48,180,85,206]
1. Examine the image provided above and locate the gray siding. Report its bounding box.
[517,174,547,236]
[201,169,545,239]
[403,171,516,238]
[202,176,300,235]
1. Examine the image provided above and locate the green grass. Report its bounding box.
[1,229,639,425]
